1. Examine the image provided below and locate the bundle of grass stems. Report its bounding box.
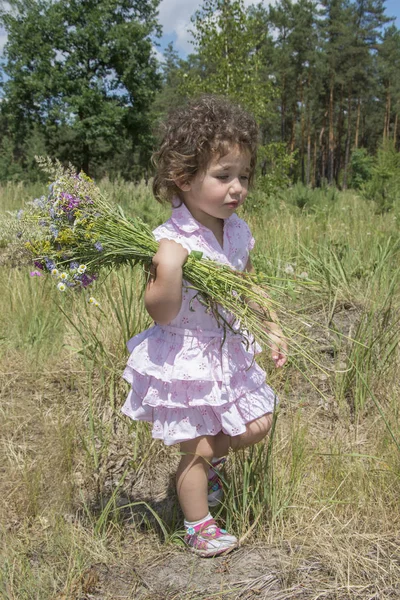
[27,157,321,372]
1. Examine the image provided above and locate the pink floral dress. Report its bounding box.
[121,203,278,445]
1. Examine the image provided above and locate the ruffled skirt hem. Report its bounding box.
[121,384,278,446]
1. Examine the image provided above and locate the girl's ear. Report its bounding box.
[174,177,191,192]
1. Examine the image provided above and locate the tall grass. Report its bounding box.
[1,179,400,598]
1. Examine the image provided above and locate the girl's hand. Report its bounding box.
[152,238,188,271]
[265,323,288,368]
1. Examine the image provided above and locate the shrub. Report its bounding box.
[361,141,400,212]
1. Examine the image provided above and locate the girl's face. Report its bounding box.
[178,146,251,229]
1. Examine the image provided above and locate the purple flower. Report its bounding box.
[45,258,56,271]
[94,241,103,252]
[39,219,47,227]
[16,232,22,238]
[17,209,23,220]
[49,224,59,237]
[34,260,44,270]
[80,273,97,288]
[70,261,79,270]
[60,192,81,212]
[30,270,43,277]
[33,196,46,209]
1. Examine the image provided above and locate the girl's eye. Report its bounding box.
[240,176,249,181]
[216,175,228,180]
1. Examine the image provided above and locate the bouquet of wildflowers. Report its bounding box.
[25,157,315,361]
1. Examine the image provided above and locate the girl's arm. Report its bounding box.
[145,239,188,326]
[245,257,288,368]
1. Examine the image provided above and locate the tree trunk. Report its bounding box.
[343,94,352,190]
[82,143,90,176]
[306,112,311,186]
[319,119,326,186]
[300,81,306,184]
[394,113,398,149]
[355,97,361,148]
[328,80,335,184]
[289,96,297,179]
[289,93,297,155]
[383,85,391,141]
[335,84,344,185]
[312,135,317,188]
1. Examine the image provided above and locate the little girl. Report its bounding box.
[121,95,287,557]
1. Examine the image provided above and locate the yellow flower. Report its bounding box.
[57,282,66,292]
[78,264,87,274]
[51,268,59,277]
[59,272,68,280]
[56,229,77,246]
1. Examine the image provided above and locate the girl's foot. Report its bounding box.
[207,457,226,507]
[185,518,238,557]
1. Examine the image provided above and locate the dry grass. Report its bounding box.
[1,181,400,599]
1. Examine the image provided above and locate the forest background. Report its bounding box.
[1,0,400,198]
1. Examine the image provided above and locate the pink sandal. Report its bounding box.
[185,518,238,557]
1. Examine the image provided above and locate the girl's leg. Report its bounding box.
[176,435,215,522]
[176,414,273,519]
[177,435,238,557]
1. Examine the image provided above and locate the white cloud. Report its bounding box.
[157,0,277,55]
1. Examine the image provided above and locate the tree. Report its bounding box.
[265,0,319,182]
[377,25,400,145]
[178,0,275,122]
[0,0,161,177]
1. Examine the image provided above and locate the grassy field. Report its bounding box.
[1,179,400,599]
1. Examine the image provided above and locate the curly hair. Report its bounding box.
[152,95,258,204]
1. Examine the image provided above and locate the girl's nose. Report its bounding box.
[229,177,242,194]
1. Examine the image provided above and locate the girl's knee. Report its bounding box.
[249,413,273,439]
[231,413,273,450]
[179,435,215,464]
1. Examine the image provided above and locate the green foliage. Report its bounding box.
[283,182,339,211]
[245,143,296,214]
[0,0,161,179]
[361,141,400,211]
[257,143,296,194]
[349,148,374,189]
[177,0,275,121]
[0,135,24,182]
